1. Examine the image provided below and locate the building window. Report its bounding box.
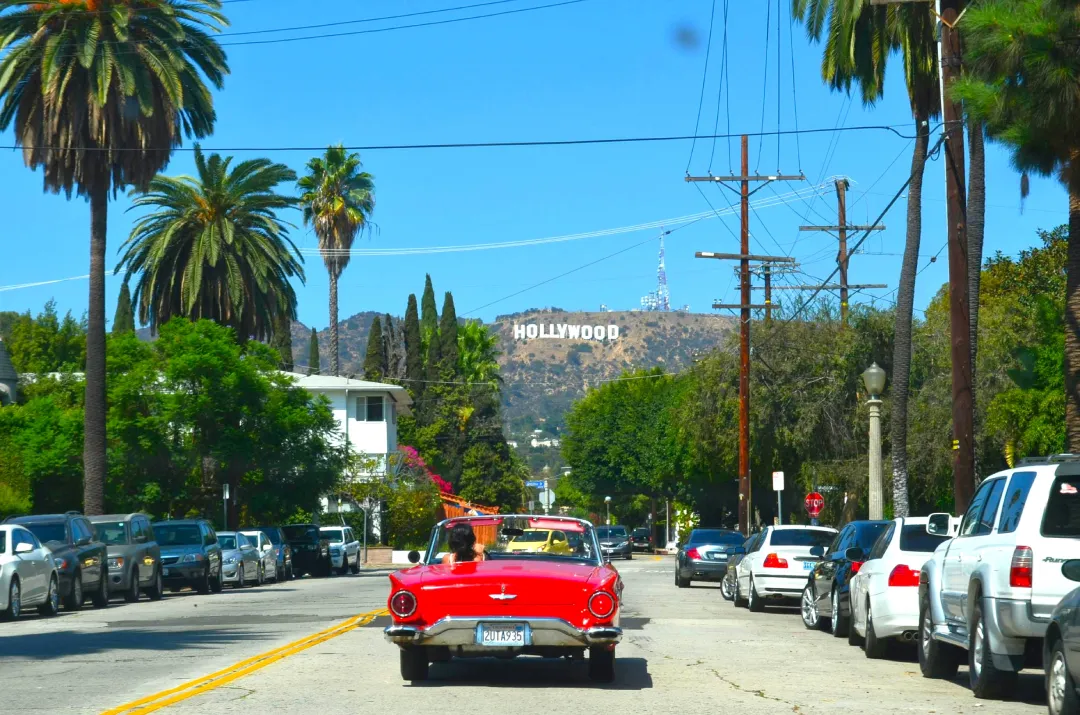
[356,395,384,422]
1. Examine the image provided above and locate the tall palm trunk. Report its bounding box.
[329,273,340,376]
[83,184,108,516]
[967,120,986,478]
[890,117,930,518]
[1066,162,1080,451]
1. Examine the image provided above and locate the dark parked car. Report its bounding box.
[282,524,331,577]
[3,512,110,610]
[153,519,223,594]
[801,519,891,637]
[1046,560,1080,715]
[252,526,294,581]
[631,527,653,552]
[89,513,163,602]
[596,525,632,560]
[676,528,745,588]
[721,532,763,601]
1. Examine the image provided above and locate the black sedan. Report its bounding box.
[1045,560,1080,715]
[801,519,890,638]
[676,528,745,588]
[282,524,331,577]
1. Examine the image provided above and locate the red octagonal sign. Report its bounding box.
[804,492,824,519]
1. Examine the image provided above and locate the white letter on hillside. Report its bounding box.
[594,325,606,341]
[582,325,593,340]
[526,324,538,339]
[607,325,620,340]
[567,325,581,339]
[558,324,568,338]
[514,324,526,340]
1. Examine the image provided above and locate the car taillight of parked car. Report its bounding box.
[390,590,417,618]
[762,553,788,569]
[887,564,920,587]
[686,547,702,560]
[850,561,864,575]
[1010,546,1033,588]
[588,591,616,618]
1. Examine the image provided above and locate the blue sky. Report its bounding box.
[0,0,1067,330]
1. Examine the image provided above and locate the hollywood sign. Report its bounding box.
[513,323,620,341]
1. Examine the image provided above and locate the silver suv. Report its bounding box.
[919,454,1080,699]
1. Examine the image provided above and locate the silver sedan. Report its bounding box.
[216,532,264,588]
[1,524,60,619]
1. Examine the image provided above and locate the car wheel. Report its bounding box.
[350,554,361,575]
[124,567,141,603]
[1048,637,1080,715]
[863,599,887,659]
[800,583,827,631]
[675,569,690,588]
[196,566,212,595]
[720,576,735,602]
[969,599,1017,699]
[734,578,748,608]
[830,589,848,638]
[399,647,429,682]
[38,576,60,617]
[91,572,109,609]
[847,604,864,647]
[146,567,164,601]
[235,564,245,589]
[588,646,616,683]
[2,577,20,620]
[210,568,223,593]
[255,563,264,587]
[918,593,960,679]
[64,571,84,611]
[625,552,632,561]
[747,576,764,612]
[338,561,349,576]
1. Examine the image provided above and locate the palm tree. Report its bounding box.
[458,321,502,387]
[116,145,304,341]
[793,0,938,516]
[0,0,229,515]
[297,146,376,376]
[953,0,1080,450]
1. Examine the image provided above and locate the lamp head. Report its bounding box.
[862,362,886,398]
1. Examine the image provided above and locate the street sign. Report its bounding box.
[804,492,824,519]
[772,471,784,491]
[539,490,555,510]
[526,480,545,489]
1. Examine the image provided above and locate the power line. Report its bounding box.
[755,0,771,171]
[686,0,718,173]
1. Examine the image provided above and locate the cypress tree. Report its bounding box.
[439,292,459,377]
[364,316,384,381]
[382,313,397,378]
[112,283,136,334]
[425,324,442,384]
[420,274,438,345]
[308,328,320,375]
[272,313,294,371]
[404,295,423,393]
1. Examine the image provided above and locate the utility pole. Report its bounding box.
[690,135,803,536]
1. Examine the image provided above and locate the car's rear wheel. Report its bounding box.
[91,573,109,609]
[800,583,827,631]
[399,647,429,682]
[969,600,1017,699]
[918,593,960,679]
[64,571,84,611]
[747,576,764,612]
[720,576,735,602]
[675,569,689,588]
[38,576,59,617]
[125,568,141,603]
[863,599,887,659]
[734,578,748,608]
[1048,637,1080,715]
[588,646,616,683]
[146,567,164,601]
[2,577,20,620]
[830,589,848,638]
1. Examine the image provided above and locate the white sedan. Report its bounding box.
[1,524,60,620]
[848,516,952,657]
[734,525,837,612]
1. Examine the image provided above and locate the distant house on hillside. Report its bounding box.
[0,338,17,405]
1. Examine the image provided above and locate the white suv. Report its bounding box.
[320,526,361,575]
[919,455,1080,699]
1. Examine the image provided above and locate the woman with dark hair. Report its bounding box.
[442,523,487,565]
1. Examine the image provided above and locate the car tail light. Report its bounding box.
[850,561,864,575]
[686,547,702,560]
[389,590,417,618]
[887,564,920,587]
[762,553,788,569]
[588,591,616,618]
[1010,546,1033,588]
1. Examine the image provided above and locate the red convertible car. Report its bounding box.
[385,515,623,683]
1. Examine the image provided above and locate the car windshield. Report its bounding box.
[255,528,282,545]
[1044,476,1080,537]
[596,527,627,539]
[155,525,201,546]
[429,516,600,565]
[687,529,742,545]
[94,522,129,545]
[24,522,66,545]
[218,535,238,550]
[632,528,649,537]
[322,529,344,543]
[768,529,835,548]
[240,533,262,547]
[283,525,319,541]
[899,525,950,552]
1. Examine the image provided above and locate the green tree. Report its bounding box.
[308,328,320,376]
[117,146,304,342]
[421,274,438,350]
[364,315,384,381]
[297,145,376,377]
[113,283,136,334]
[404,295,423,393]
[272,313,294,371]
[0,0,230,516]
[458,321,502,386]
[439,293,460,378]
[5,301,86,375]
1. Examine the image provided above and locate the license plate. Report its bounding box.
[163,568,170,577]
[477,623,529,647]
[803,561,814,571]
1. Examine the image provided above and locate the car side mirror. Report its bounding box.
[1063,560,1080,582]
[731,546,746,555]
[845,547,866,562]
[407,550,421,564]
[809,545,826,558]
[926,513,952,536]
[263,543,272,551]
[724,546,736,555]
[15,542,33,554]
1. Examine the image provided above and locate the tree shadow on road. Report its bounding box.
[411,656,653,690]
[0,627,272,661]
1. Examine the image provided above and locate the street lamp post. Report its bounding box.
[604,496,612,525]
[862,363,887,520]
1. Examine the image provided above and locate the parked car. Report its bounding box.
[217,532,264,588]
[507,527,574,556]
[240,530,279,583]
[385,515,622,683]
[89,513,163,603]
[1043,560,1080,715]
[721,532,763,601]
[4,512,109,610]
[847,516,952,657]
[596,525,632,560]
[320,525,361,575]
[252,526,294,581]
[154,519,223,594]
[631,527,653,552]
[801,520,889,634]
[675,528,745,588]
[0,524,60,619]
[282,524,331,578]
[919,454,1080,699]
[736,525,840,611]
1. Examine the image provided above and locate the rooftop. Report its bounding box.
[0,339,16,381]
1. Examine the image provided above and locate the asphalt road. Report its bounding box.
[0,557,1052,714]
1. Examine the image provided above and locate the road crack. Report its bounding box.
[706,666,801,710]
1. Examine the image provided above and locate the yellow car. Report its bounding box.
[507,529,572,555]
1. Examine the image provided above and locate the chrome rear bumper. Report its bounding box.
[385,616,622,648]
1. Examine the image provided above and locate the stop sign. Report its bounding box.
[804,492,824,519]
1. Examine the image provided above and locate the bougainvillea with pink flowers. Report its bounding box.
[400,445,453,494]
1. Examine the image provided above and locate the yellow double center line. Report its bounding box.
[101,608,387,714]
